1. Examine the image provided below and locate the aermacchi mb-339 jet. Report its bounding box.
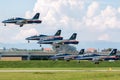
[2,13,42,27]
[37,33,79,45]
[75,49,119,64]
[50,49,85,61]
[26,30,63,47]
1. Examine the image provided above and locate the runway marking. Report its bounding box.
[0,70,120,72]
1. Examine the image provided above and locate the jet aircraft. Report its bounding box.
[26,30,63,46]
[37,33,79,46]
[49,53,71,61]
[2,13,42,27]
[75,49,119,64]
[50,49,85,61]
[64,49,85,61]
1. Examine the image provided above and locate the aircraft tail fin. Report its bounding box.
[69,33,77,40]
[32,13,40,19]
[109,49,117,56]
[78,49,85,55]
[54,30,61,36]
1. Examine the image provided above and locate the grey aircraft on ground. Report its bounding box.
[50,49,85,61]
[75,49,119,64]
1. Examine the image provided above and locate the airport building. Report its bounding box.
[0,50,56,61]
[0,45,78,61]
[0,48,119,61]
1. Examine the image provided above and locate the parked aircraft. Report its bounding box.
[75,49,119,64]
[2,13,42,27]
[64,49,85,61]
[38,33,79,46]
[100,49,119,61]
[49,53,71,61]
[50,49,85,61]
[26,30,63,46]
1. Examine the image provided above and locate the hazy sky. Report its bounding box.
[0,0,120,44]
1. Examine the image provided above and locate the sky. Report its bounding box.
[0,0,120,49]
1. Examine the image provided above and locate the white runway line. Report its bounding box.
[0,70,120,72]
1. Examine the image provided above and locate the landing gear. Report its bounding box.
[55,46,60,48]
[20,24,23,27]
[4,23,6,26]
[28,40,30,43]
[40,44,42,47]
[94,61,99,64]
[66,59,70,62]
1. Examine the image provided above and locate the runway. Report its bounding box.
[0,69,120,72]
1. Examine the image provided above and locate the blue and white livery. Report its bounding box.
[2,13,42,27]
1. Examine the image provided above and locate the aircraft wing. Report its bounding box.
[15,19,27,25]
[52,40,65,45]
[20,19,27,23]
[38,40,64,44]
[37,40,60,44]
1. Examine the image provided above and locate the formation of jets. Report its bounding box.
[2,13,42,27]
[25,29,120,64]
[2,13,120,64]
[26,30,79,47]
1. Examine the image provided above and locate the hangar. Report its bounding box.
[0,50,55,61]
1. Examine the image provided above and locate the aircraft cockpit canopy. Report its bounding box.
[8,18,15,20]
[39,34,47,37]
[15,17,25,20]
[31,35,38,38]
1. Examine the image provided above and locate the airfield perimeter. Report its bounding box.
[0,60,120,80]
[0,60,120,71]
[0,69,120,72]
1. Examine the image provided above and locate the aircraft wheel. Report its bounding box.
[28,40,30,43]
[66,60,70,62]
[4,23,6,26]
[40,45,42,47]
[94,62,99,64]
[20,24,23,27]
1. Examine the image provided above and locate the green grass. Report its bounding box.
[0,60,120,68]
[0,67,118,70]
[0,60,120,80]
[0,72,120,80]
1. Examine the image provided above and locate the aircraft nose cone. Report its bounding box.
[2,20,5,23]
[37,41,40,44]
[25,37,29,40]
[49,56,56,60]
